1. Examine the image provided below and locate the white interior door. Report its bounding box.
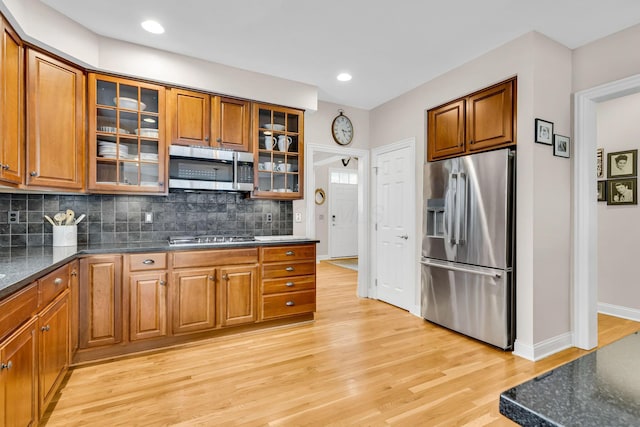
[329,170,358,258]
[375,143,415,311]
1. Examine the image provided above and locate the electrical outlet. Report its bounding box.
[8,211,19,224]
[295,212,302,222]
[144,212,153,223]
[265,213,272,223]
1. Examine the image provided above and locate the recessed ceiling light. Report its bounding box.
[337,73,352,82]
[141,20,165,34]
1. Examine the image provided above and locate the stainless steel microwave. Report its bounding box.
[168,145,254,192]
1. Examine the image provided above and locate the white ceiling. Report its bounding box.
[41,0,640,110]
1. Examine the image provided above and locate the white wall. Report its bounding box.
[369,32,574,358]
[0,0,317,111]
[596,93,640,313]
[573,23,640,93]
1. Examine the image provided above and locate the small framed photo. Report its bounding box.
[553,134,570,158]
[607,178,637,205]
[535,118,554,145]
[607,149,637,178]
[597,148,604,178]
[597,180,607,202]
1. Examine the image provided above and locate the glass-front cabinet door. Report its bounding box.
[252,103,304,199]
[88,74,166,193]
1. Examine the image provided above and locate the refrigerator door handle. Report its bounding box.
[419,258,503,279]
[447,173,457,244]
[456,172,467,245]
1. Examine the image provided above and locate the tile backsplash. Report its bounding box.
[0,192,292,248]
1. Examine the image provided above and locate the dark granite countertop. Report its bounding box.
[500,331,640,426]
[0,237,318,300]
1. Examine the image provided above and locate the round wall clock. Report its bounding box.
[331,111,353,145]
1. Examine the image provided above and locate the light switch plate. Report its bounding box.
[144,212,153,223]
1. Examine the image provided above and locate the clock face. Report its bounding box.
[332,114,353,145]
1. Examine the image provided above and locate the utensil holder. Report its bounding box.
[53,225,77,247]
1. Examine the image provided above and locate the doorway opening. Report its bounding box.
[305,143,370,297]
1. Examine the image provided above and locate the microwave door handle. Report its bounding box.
[456,172,467,245]
[447,173,457,245]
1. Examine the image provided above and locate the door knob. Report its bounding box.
[396,234,409,240]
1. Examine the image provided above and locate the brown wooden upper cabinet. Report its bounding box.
[26,49,85,190]
[168,88,251,152]
[427,78,516,161]
[0,17,23,186]
[88,73,166,193]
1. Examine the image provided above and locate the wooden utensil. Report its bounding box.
[53,212,66,225]
[65,209,75,225]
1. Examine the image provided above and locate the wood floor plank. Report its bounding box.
[41,262,640,426]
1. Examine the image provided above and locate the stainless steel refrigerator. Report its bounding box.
[420,148,515,349]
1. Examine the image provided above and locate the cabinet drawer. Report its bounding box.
[262,290,316,320]
[173,248,258,268]
[128,253,167,271]
[262,261,315,279]
[39,265,69,308]
[262,276,315,295]
[0,284,38,341]
[261,244,315,262]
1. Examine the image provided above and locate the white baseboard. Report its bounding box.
[512,332,573,361]
[598,302,640,322]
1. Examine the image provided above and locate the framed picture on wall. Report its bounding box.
[607,178,637,205]
[597,180,607,202]
[607,149,637,178]
[535,118,554,145]
[553,134,570,158]
[597,148,604,178]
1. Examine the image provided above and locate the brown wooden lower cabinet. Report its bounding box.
[38,291,69,417]
[219,265,258,327]
[79,255,123,348]
[0,317,37,427]
[171,268,217,335]
[128,271,168,341]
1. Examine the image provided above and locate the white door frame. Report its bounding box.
[371,137,419,316]
[573,74,640,349]
[305,143,370,297]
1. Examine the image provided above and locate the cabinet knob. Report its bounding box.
[285,301,295,307]
[0,361,12,370]
[142,259,155,265]
[216,138,221,143]
[30,171,38,177]
[71,270,78,277]
[159,280,166,286]
[41,325,50,332]
[205,137,209,142]
[222,274,229,281]
[285,251,295,256]
[285,266,294,272]
[2,164,9,170]
[208,275,215,281]
[285,282,295,287]
[54,278,63,285]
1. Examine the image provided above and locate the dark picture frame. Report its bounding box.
[597,148,604,178]
[597,180,607,202]
[553,134,570,158]
[607,149,637,178]
[607,178,637,205]
[535,118,554,145]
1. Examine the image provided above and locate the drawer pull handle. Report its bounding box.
[53,278,63,285]
[41,325,50,332]
[0,361,12,370]
[285,267,294,272]
[285,301,295,307]
[142,259,155,265]
[285,282,295,287]
[285,251,295,256]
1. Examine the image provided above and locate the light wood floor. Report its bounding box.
[42,263,639,426]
